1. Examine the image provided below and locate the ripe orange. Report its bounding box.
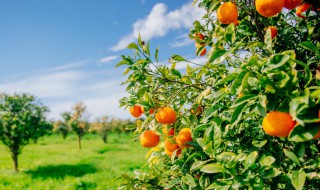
[217,2,238,24]
[255,0,285,17]
[314,129,320,139]
[165,138,179,152]
[194,33,204,40]
[156,107,177,124]
[199,48,206,56]
[141,106,155,115]
[129,105,142,118]
[265,26,278,39]
[296,3,312,19]
[140,130,160,148]
[165,147,181,157]
[284,0,302,10]
[262,111,296,137]
[176,128,193,148]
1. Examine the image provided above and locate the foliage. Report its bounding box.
[118,0,320,189]
[53,120,70,140]
[62,102,90,150]
[0,93,50,171]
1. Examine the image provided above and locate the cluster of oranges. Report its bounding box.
[130,105,193,157]
[262,111,320,139]
[216,1,316,40]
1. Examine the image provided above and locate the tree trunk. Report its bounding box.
[78,136,81,150]
[11,152,19,172]
[102,134,107,144]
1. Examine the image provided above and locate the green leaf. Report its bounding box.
[127,43,139,50]
[243,151,258,170]
[260,167,281,179]
[288,125,318,142]
[231,102,248,124]
[182,173,197,188]
[217,152,236,164]
[232,94,257,108]
[190,160,208,171]
[299,41,317,52]
[263,55,290,73]
[116,60,130,67]
[171,69,182,78]
[200,163,224,174]
[264,29,273,53]
[208,49,226,63]
[212,122,221,154]
[225,24,236,44]
[215,73,238,86]
[291,170,306,190]
[171,54,187,62]
[252,139,267,148]
[259,156,276,167]
[283,149,300,166]
[155,46,159,62]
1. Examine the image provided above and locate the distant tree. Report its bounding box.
[91,116,110,143]
[63,102,89,150]
[53,120,70,140]
[0,93,49,171]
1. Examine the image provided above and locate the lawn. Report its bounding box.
[0,133,148,190]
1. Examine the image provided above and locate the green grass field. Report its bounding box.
[0,133,148,190]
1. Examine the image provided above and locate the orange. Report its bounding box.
[262,111,296,137]
[176,128,193,148]
[217,2,238,24]
[199,48,206,56]
[194,33,204,40]
[141,106,155,115]
[165,138,179,152]
[314,129,320,139]
[284,0,302,10]
[265,26,278,39]
[296,3,312,19]
[165,147,181,157]
[255,0,285,17]
[156,107,177,124]
[140,130,160,148]
[129,105,142,118]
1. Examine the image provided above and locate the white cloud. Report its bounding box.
[98,55,118,65]
[47,60,89,71]
[0,71,85,98]
[170,33,193,48]
[111,1,205,51]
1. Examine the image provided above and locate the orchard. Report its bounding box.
[118,0,320,189]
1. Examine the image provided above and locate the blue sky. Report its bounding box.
[0,0,205,120]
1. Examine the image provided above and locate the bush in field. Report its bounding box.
[0,93,49,171]
[118,0,320,189]
[62,102,89,150]
[91,116,111,143]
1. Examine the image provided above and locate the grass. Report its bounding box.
[0,133,149,190]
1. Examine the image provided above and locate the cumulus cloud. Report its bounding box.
[111,2,205,51]
[170,33,194,48]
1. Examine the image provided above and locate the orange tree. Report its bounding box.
[118,0,320,189]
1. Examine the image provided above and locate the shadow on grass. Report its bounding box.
[26,164,97,179]
[96,146,128,154]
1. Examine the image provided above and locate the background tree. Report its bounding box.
[53,120,70,140]
[91,116,110,143]
[118,0,320,189]
[63,102,89,150]
[0,93,49,171]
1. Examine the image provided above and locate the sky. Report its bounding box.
[0,0,206,120]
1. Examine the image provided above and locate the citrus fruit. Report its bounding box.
[217,2,238,24]
[296,3,312,19]
[156,107,177,124]
[265,26,278,39]
[129,105,142,118]
[255,0,285,17]
[284,0,302,10]
[262,111,296,137]
[140,130,160,148]
[176,128,193,148]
